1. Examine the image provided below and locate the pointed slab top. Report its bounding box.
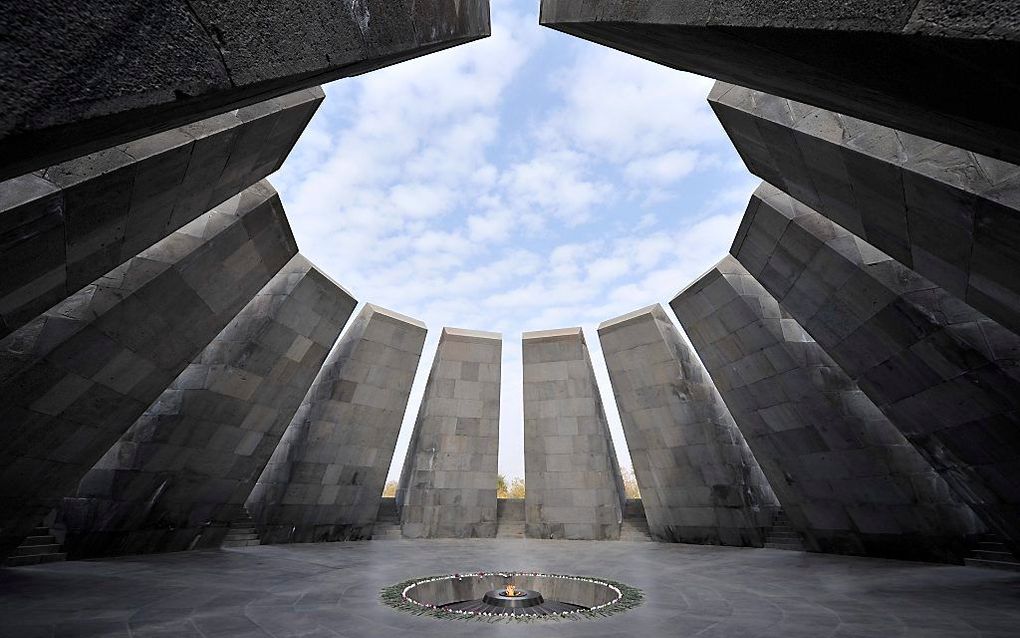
[597,304,664,332]
[364,303,426,330]
[441,326,501,342]
[522,326,584,342]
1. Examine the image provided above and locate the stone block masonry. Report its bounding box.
[523,328,625,540]
[732,183,1020,556]
[709,82,1020,338]
[0,180,297,561]
[247,304,426,543]
[0,88,323,339]
[60,254,356,558]
[398,328,501,539]
[672,258,980,562]
[1,0,491,179]
[597,307,778,546]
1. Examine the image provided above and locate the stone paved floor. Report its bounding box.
[1,539,1018,637]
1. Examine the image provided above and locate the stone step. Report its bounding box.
[965,558,1020,572]
[226,527,256,535]
[970,550,1018,562]
[765,542,805,551]
[767,531,801,540]
[221,539,261,548]
[31,527,50,535]
[11,544,61,557]
[4,552,67,567]
[223,533,259,542]
[20,535,57,546]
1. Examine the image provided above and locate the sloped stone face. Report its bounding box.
[0,88,323,339]
[538,0,1020,165]
[672,258,980,562]
[246,304,426,544]
[0,0,491,179]
[398,328,501,539]
[709,82,1020,338]
[732,183,1020,554]
[597,307,777,546]
[59,255,356,558]
[522,328,625,541]
[0,180,296,561]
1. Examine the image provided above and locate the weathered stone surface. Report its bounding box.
[539,1,1020,165]
[1,1,491,179]
[522,328,626,540]
[398,328,501,538]
[672,258,980,561]
[0,180,296,560]
[59,255,355,558]
[710,82,1020,338]
[732,183,1020,554]
[247,304,426,543]
[597,308,778,546]
[0,88,323,339]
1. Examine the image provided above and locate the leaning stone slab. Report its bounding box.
[0,180,296,561]
[522,327,625,540]
[246,304,426,544]
[710,82,1020,337]
[539,0,1020,165]
[0,88,323,339]
[59,254,356,558]
[732,182,1020,555]
[597,308,778,546]
[672,258,979,562]
[398,328,501,539]
[1,0,491,179]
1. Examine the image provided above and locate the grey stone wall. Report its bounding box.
[709,82,1020,337]
[1,0,491,179]
[538,1,1020,165]
[672,257,979,562]
[597,308,778,546]
[522,328,625,540]
[59,255,356,558]
[0,88,323,339]
[247,304,426,543]
[0,180,296,560]
[732,183,1020,554]
[398,328,501,538]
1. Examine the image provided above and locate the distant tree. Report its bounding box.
[621,468,641,499]
[507,476,525,499]
[382,480,397,497]
[497,474,508,498]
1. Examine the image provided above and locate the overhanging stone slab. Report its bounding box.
[522,327,625,540]
[597,306,778,546]
[732,182,1020,554]
[0,180,297,560]
[0,88,323,339]
[60,254,356,558]
[539,1,1020,165]
[246,304,426,544]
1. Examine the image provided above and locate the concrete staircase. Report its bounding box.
[496,498,525,538]
[965,533,1020,571]
[619,499,652,541]
[764,510,806,551]
[373,497,403,540]
[221,508,261,548]
[496,520,525,538]
[4,524,66,567]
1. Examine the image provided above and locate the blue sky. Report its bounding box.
[274,0,759,482]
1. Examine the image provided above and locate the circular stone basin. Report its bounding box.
[384,572,641,620]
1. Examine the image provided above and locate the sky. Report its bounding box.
[273,0,759,482]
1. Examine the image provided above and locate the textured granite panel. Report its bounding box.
[672,258,980,562]
[0,180,296,560]
[1,0,490,179]
[247,304,426,543]
[597,308,778,546]
[59,255,355,557]
[732,183,1020,554]
[522,328,625,540]
[0,89,323,338]
[398,328,501,538]
[709,82,1020,337]
[538,1,1020,165]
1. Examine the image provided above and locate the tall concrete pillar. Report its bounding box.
[0,180,296,560]
[732,183,1020,554]
[709,82,1020,337]
[2,1,491,179]
[539,1,1020,165]
[398,328,501,538]
[522,328,625,540]
[0,88,323,339]
[59,255,356,557]
[597,309,778,546]
[671,258,980,561]
[246,305,426,543]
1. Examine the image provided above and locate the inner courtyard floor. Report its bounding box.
[0,539,1018,638]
